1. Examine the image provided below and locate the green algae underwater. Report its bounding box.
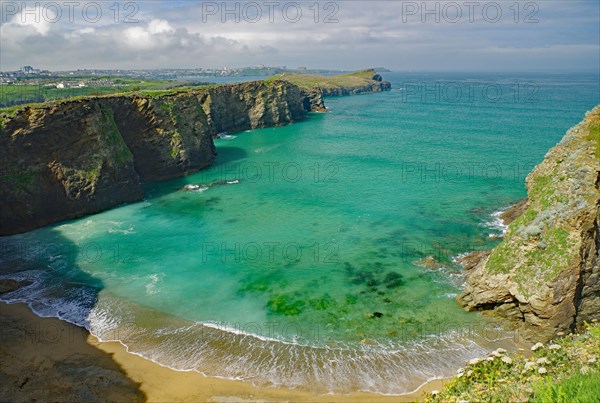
[1,72,599,394]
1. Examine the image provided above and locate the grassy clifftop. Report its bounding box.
[266,69,391,95]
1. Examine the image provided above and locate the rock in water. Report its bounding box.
[457,106,600,341]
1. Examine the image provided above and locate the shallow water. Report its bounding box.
[1,72,598,394]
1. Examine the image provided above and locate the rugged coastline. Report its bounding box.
[458,106,600,341]
[0,70,390,235]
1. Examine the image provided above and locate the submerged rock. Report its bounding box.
[0,279,20,294]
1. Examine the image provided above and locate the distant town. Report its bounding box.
[0,65,361,84]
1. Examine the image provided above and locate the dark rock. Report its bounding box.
[500,199,528,225]
[383,272,404,288]
[0,279,20,294]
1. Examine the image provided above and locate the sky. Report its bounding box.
[0,0,599,72]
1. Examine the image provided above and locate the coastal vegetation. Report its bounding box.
[266,69,387,92]
[427,322,600,402]
[458,106,600,339]
[0,77,205,108]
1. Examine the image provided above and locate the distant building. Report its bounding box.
[297,67,307,71]
[21,66,34,74]
[56,82,65,89]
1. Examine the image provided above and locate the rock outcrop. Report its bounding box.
[0,80,319,235]
[458,106,600,341]
[273,69,391,101]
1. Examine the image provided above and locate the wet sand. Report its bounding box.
[0,302,444,402]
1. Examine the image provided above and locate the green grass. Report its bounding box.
[265,69,379,91]
[426,323,600,403]
[0,78,211,112]
[587,114,600,162]
[532,370,600,403]
[100,106,132,164]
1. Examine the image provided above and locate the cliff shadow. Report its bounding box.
[0,229,146,401]
[143,145,249,199]
[211,145,249,167]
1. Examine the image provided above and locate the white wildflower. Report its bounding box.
[501,356,513,364]
[538,367,548,374]
[431,390,440,395]
[467,370,473,377]
[548,344,562,350]
[487,356,495,361]
[536,357,551,365]
[524,361,537,371]
[531,342,544,351]
[468,358,482,365]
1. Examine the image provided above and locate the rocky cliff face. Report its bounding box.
[458,106,600,341]
[0,80,319,235]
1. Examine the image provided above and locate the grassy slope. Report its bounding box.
[0,78,205,112]
[484,107,600,296]
[265,69,379,91]
[426,323,600,402]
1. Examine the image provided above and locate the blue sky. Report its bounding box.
[0,1,598,72]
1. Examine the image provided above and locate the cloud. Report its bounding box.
[0,1,598,71]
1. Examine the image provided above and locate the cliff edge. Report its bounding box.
[268,69,391,110]
[458,106,600,341]
[0,80,315,235]
[0,70,390,236]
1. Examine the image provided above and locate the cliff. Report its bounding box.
[0,80,317,235]
[267,69,391,110]
[458,106,600,341]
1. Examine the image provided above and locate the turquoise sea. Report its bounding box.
[1,72,599,394]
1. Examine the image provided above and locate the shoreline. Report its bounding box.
[0,301,444,402]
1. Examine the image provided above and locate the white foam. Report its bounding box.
[0,266,518,395]
[145,273,163,295]
[217,132,237,140]
[108,225,135,235]
[184,184,209,192]
[481,209,508,237]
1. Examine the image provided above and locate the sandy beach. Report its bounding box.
[0,302,443,402]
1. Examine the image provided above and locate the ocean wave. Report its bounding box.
[481,209,508,238]
[108,225,135,235]
[0,265,519,395]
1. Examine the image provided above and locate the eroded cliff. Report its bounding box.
[0,80,318,235]
[458,106,600,341]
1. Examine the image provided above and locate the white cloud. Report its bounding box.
[0,1,597,71]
